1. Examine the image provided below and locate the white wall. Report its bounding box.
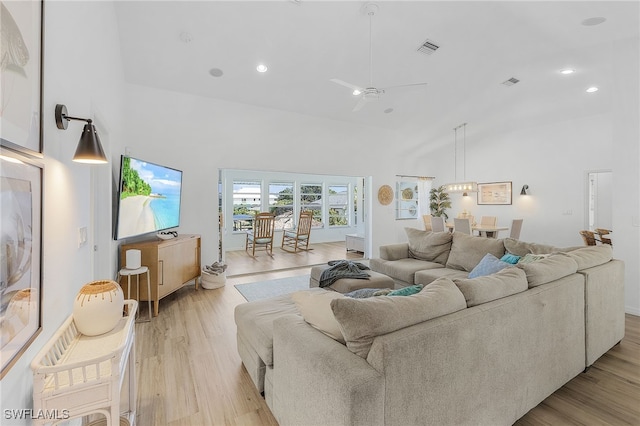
[117,84,420,263]
[1,2,126,423]
[423,38,639,315]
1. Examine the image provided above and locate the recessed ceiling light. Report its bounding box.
[352,89,362,96]
[209,68,224,77]
[581,17,606,26]
[179,31,193,43]
[560,69,575,75]
[384,108,394,114]
[256,64,268,73]
[586,86,599,93]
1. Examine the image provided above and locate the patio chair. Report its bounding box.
[282,210,313,252]
[595,228,612,246]
[245,212,275,257]
[579,230,599,246]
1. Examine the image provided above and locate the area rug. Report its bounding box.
[234,275,310,302]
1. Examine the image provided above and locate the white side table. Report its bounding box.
[118,266,152,322]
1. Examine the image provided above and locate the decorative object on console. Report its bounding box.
[54,104,108,164]
[444,123,478,195]
[477,181,513,205]
[73,280,124,336]
[377,184,393,205]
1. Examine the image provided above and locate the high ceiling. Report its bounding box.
[114,1,639,145]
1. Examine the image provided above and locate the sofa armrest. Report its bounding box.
[379,243,410,261]
[272,315,384,426]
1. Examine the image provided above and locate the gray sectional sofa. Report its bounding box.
[235,230,625,426]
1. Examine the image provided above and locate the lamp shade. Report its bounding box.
[73,123,107,164]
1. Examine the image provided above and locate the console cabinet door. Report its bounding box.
[157,237,200,298]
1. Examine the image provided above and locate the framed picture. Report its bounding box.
[0,145,43,379]
[396,181,419,219]
[477,181,512,205]
[0,0,44,157]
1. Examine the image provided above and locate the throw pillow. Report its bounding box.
[291,290,346,343]
[445,232,505,272]
[404,227,453,265]
[517,253,549,264]
[500,253,521,264]
[387,284,423,296]
[517,254,579,287]
[454,267,528,307]
[468,253,513,278]
[331,277,467,358]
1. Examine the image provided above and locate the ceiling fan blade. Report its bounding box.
[330,78,364,92]
[380,82,428,91]
[352,97,369,112]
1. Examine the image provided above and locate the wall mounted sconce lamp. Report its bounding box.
[520,184,530,195]
[55,104,108,164]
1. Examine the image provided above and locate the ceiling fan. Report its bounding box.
[331,3,428,112]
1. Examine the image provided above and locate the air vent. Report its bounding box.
[417,38,440,55]
[502,77,520,86]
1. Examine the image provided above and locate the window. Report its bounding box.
[300,183,322,226]
[270,182,294,230]
[328,184,349,226]
[232,180,261,230]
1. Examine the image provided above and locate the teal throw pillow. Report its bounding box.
[501,253,521,264]
[468,253,513,278]
[387,284,423,296]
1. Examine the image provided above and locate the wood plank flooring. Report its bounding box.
[134,243,640,425]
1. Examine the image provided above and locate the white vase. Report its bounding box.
[73,280,125,336]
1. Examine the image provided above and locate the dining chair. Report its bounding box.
[579,230,598,246]
[281,210,314,252]
[423,214,432,231]
[453,218,472,235]
[595,228,612,246]
[509,219,524,240]
[245,212,275,257]
[430,216,446,232]
[480,216,497,227]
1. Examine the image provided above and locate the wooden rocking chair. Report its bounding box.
[281,210,313,252]
[245,212,275,257]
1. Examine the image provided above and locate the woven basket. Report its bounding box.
[201,270,226,289]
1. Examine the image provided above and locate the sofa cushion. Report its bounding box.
[404,227,453,265]
[446,232,506,272]
[331,277,467,358]
[370,257,443,285]
[414,268,469,286]
[565,245,613,270]
[503,238,580,257]
[292,290,346,343]
[454,267,528,307]
[468,253,513,278]
[517,254,578,287]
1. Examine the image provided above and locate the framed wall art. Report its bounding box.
[477,181,512,205]
[0,0,44,157]
[396,181,419,219]
[0,145,43,378]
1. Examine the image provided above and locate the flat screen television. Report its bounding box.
[114,155,183,240]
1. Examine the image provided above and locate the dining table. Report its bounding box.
[446,223,509,238]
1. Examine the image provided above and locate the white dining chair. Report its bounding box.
[509,219,523,239]
[430,216,445,232]
[453,218,472,235]
[478,216,497,237]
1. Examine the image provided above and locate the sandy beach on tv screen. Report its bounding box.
[118,195,156,238]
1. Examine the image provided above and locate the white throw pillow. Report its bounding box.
[291,290,346,343]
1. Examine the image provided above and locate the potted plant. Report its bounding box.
[429,185,451,221]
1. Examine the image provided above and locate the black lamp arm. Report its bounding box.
[55,104,92,130]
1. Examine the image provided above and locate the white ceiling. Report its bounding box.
[114,1,639,146]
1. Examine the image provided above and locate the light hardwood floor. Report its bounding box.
[134,243,639,425]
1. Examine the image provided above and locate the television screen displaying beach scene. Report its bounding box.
[115,156,183,240]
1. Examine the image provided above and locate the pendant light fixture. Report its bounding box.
[55,104,108,164]
[444,123,477,195]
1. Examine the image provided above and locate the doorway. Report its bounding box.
[586,170,612,231]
